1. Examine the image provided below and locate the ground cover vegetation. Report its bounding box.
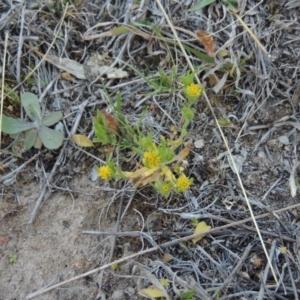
[1,0,300,299]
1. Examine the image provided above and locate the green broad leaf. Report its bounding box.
[38,126,63,149]
[42,111,63,126]
[188,0,215,12]
[1,115,35,134]
[24,129,38,150]
[21,92,42,122]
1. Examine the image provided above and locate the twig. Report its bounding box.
[257,239,277,300]
[286,255,299,300]
[108,193,124,263]
[12,3,69,92]
[212,243,253,299]
[0,31,9,149]
[26,202,300,299]
[0,152,40,183]
[233,12,270,58]
[16,3,25,84]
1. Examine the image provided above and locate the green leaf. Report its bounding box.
[38,126,63,149]
[93,118,116,145]
[1,115,35,134]
[42,111,63,126]
[8,254,17,264]
[217,118,232,126]
[0,79,20,104]
[21,92,42,122]
[182,44,215,64]
[221,0,238,12]
[188,0,215,11]
[181,290,196,299]
[111,26,130,35]
[296,179,300,191]
[24,129,38,150]
[190,217,198,225]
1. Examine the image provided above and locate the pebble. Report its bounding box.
[111,290,124,300]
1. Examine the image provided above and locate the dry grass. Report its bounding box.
[1,0,300,299]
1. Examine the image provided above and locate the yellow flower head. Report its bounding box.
[176,173,192,192]
[98,165,112,180]
[186,83,203,98]
[162,184,170,193]
[143,151,161,169]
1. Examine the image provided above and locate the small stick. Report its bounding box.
[0,152,40,183]
[212,243,253,299]
[233,12,270,58]
[0,31,9,149]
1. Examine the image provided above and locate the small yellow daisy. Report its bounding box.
[143,151,161,169]
[176,173,192,192]
[186,83,203,98]
[98,165,112,180]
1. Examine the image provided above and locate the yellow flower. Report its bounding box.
[162,184,170,193]
[98,165,112,180]
[186,83,203,98]
[176,173,192,191]
[154,180,172,197]
[143,151,161,169]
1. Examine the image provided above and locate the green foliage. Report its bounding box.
[179,71,196,87]
[188,0,238,12]
[180,290,196,300]
[1,92,63,154]
[296,179,300,191]
[0,80,20,105]
[93,71,204,196]
[190,217,199,225]
[8,254,17,264]
[93,111,117,145]
[217,118,232,126]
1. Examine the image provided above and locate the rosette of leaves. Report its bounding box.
[1,92,63,153]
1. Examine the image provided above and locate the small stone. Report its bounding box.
[278,135,289,145]
[111,290,124,300]
[125,287,135,296]
[194,139,204,149]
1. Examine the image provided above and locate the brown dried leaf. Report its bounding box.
[253,257,262,268]
[101,110,118,132]
[176,142,191,162]
[197,30,216,57]
[61,72,74,82]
